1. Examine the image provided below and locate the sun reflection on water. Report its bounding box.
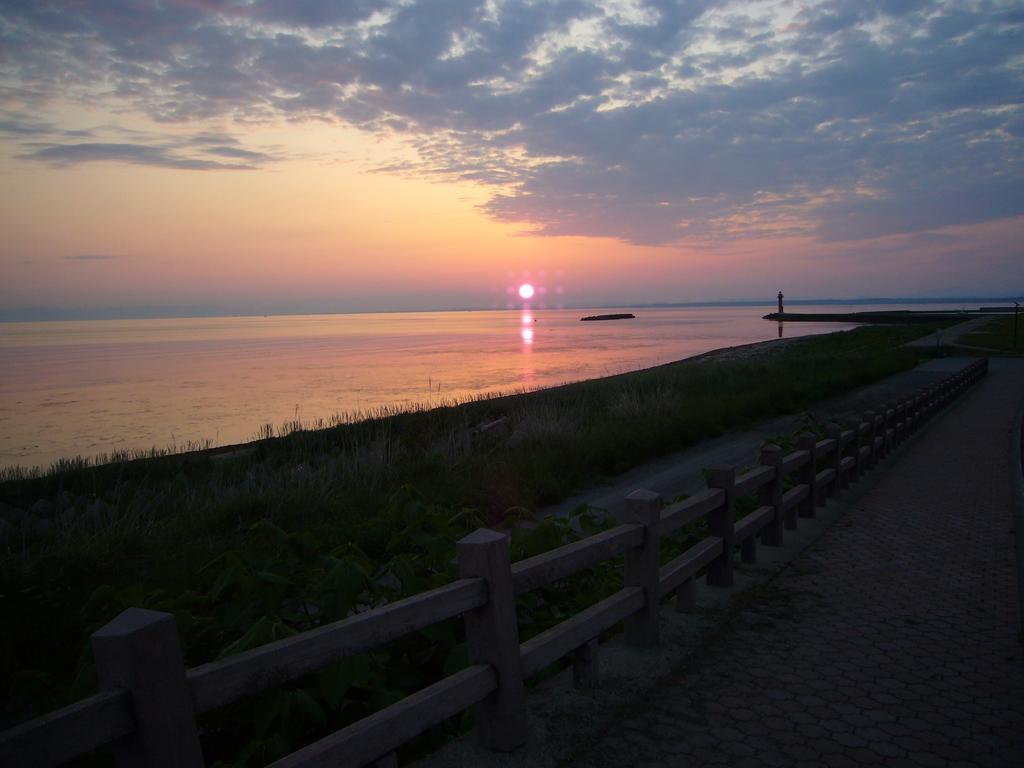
[519,310,535,388]
[520,310,535,347]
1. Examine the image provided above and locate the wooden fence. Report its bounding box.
[0,359,989,768]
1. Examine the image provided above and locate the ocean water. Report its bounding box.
[0,304,970,470]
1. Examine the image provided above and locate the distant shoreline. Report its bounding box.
[764,307,1016,323]
[1,297,1018,323]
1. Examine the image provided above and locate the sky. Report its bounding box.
[1,0,1022,319]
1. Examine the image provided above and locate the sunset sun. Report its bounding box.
[518,283,535,300]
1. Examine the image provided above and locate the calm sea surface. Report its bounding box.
[0,304,969,469]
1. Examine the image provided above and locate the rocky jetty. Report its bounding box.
[580,313,636,321]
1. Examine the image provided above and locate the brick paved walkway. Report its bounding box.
[564,371,1024,768]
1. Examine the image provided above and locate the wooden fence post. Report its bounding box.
[882,402,894,456]
[826,423,843,492]
[457,529,527,751]
[862,411,876,468]
[846,417,863,482]
[797,434,818,517]
[91,608,204,768]
[874,411,885,461]
[624,490,661,648]
[759,445,786,541]
[882,402,892,454]
[706,468,736,587]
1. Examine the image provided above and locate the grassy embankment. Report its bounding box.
[0,323,942,765]
[959,314,1023,354]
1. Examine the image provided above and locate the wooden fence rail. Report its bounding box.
[0,359,989,768]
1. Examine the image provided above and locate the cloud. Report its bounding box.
[21,142,265,169]
[0,114,95,138]
[1,0,1021,244]
[202,145,271,161]
[0,116,56,135]
[5,119,280,170]
[252,0,384,28]
[63,254,117,261]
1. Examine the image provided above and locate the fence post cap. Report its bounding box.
[457,528,506,547]
[93,608,173,638]
[626,488,661,504]
[625,489,661,525]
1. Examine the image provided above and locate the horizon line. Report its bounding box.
[1,295,1021,323]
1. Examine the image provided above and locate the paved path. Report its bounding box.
[905,317,992,348]
[543,358,976,523]
[563,369,1024,768]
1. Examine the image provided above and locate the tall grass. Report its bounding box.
[0,325,933,561]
